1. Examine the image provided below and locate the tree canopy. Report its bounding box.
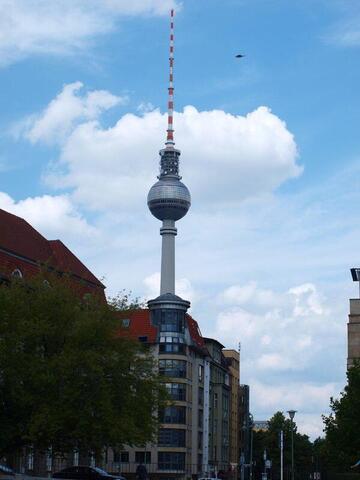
[322,362,360,471]
[0,274,167,456]
[252,411,313,476]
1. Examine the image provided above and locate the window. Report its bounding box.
[159,343,185,354]
[158,452,185,471]
[159,359,186,378]
[121,452,129,463]
[222,394,229,419]
[159,406,186,424]
[198,387,204,406]
[113,451,129,463]
[158,428,185,447]
[221,446,229,462]
[135,452,151,464]
[159,336,184,344]
[213,348,221,363]
[165,383,186,401]
[214,393,218,408]
[198,413,203,429]
[198,432,203,450]
[11,269,23,278]
[198,365,204,382]
[138,336,148,343]
[159,310,185,333]
[122,318,130,328]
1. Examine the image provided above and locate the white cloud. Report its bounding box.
[18,83,301,212]
[15,82,124,145]
[213,281,342,375]
[288,283,328,317]
[0,191,96,241]
[143,272,196,303]
[220,281,282,309]
[0,0,179,66]
[250,380,338,438]
[207,279,347,439]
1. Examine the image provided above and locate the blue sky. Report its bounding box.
[1,0,360,438]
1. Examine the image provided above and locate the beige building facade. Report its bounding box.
[223,350,240,469]
[347,298,360,368]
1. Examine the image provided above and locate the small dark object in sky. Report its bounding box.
[235,54,245,58]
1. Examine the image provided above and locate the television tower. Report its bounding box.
[147,9,191,303]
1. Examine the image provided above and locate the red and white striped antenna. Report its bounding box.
[165,9,175,147]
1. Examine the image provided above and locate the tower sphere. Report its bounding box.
[147,177,191,221]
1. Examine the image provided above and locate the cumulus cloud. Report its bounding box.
[143,272,196,303]
[15,82,124,145]
[208,279,347,438]
[213,281,343,375]
[0,0,179,66]
[17,82,301,212]
[250,380,339,438]
[251,380,337,413]
[0,191,96,241]
[219,281,282,309]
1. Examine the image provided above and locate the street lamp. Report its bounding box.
[287,410,297,480]
[350,268,360,298]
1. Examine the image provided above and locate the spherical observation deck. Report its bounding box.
[147,177,191,221]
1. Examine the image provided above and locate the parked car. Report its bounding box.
[0,465,15,479]
[52,466,126,480]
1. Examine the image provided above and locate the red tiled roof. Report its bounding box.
[0,208,104,289]
[49,240,104,287]
[118,309,157,343]
[186,314,206,348]
[117,309,206,350]
[0,208,52,262]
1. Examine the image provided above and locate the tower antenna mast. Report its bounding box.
[166,9,175,147]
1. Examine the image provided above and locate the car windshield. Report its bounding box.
[93,468,109,475]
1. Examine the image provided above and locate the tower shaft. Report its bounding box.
[160,220,177,295]
[147,8,191,301]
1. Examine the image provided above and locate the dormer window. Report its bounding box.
[11,269,23,279]
[122,318,130,328]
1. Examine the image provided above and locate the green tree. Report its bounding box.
[0,274,167,456]
[252,412,313,476]
[323,362,360,471]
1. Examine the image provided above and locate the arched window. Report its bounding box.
[11,269,23,279]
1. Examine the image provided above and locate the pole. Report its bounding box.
[291,419,294,480]
[263,449,267,480]
[250,426,253,480]
[280,430,283,480]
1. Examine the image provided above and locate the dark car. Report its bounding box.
[52,466,126,480]
[0,465,15,479]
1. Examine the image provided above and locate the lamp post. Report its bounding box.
[249,413,254,480]
[280,430,284,480]
[287,410,297,480]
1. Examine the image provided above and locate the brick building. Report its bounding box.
[0,208,105,298]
